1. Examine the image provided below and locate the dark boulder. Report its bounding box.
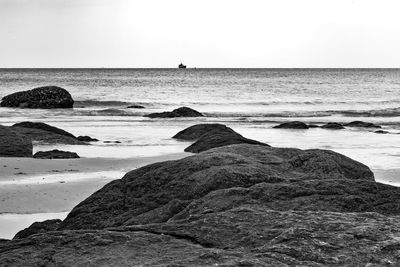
[173,123,233,140]
[145,107,203,118]
[273,121,309,129]
[77,136,99,142]
[0,125,32,157]
[127,105,145,109]
[12,122,75,138]
[33,149,80,159]
[174,124,268,153]
[345,121,381,128]
[321,122,345,129]
[1,86,74,109]
[11,122,81,145]
[375,130,389,134]
[14,219,62,239]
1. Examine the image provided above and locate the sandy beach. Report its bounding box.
[0,153,188,239]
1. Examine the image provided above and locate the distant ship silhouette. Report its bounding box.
[178,63,187,69]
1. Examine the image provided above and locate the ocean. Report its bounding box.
[1,68,400,170]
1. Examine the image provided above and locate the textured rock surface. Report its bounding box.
[345,121,381,128]
[273,121,309,129]
[33,149,80,159]
[321,122,345,129]
[12,121,82,144]
[0,86,74,109]
[175,123,268,153]
[146,107,203,118]
[14,219,62,239]
[0,125,32,157]
[2,138,400,265]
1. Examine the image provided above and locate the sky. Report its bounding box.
[0,0,399,68]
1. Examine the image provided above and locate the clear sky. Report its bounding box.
[0,0,399,68]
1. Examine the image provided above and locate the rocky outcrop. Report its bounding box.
[345,121,381,128]
[174,123,268,153]
[145,107,203,118]
[0,86,74,109]
[3,133,400,265]
[0,125,32,157]
[320,122,345,129]
[11,121,82,145]
[273,121,309,129]
[77,135,99,142]
[33,149,80,159]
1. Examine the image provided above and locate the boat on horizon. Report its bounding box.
[178,63,187,69]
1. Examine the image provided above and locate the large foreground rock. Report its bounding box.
[145,107,203,118]
[174,123,268,153]
[3,137,400,265]
[0,125,32,157]
[0,86,74,109]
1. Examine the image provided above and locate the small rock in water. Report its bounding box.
[345,121,381,128]
[273,121,309,129]
[127,105,145,109]
[77,136,99,142]
[145,107,204,118]
[33,149,80,159]
[321,122,345,129]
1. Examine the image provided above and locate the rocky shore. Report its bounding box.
[1,124,400,266]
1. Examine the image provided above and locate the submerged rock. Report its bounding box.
[0,86,74,109]
[0,125,32,157]
[145,107,204,118]
[174,123,268,153]
[273,121,309,129]
[33,149,80,159]
[345,121,381,128]
[3,132,400,266]
[321,122,345,129]
[77,135,99,142]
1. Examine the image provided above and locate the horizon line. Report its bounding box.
[1,67,400,70]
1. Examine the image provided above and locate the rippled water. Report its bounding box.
[1,68,400,120]
[1,68,400,170]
